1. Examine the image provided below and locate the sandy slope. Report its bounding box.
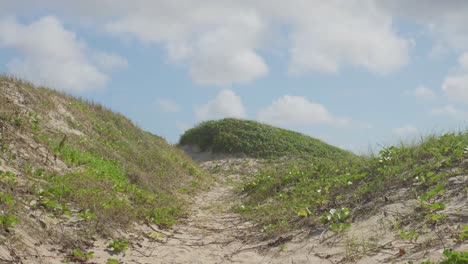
[2,158,466,264]
[91,158,467,264]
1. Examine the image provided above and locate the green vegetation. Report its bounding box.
[1,75,466,261]
[237,132,468,235]
[419,249,468,264]
[0,75,210,236]
[63,249,94,263]
[107,240,129,253]
[179,118,356,160]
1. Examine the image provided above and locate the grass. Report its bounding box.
[236,131,468,236]
[179,118,357,160]
[0,75,211,237]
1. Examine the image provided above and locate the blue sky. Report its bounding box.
[1,1,467,153]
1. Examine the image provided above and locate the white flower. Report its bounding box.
[347,181,352,185]
[415,176,419,180]
[327,215,332,221]
[317,189,322,193]
[344,211,350,216]
[330,209,336,215]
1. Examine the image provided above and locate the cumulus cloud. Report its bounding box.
[92,52,128,71]
[276,1,409,74]
[414,86,436,100]
[104,2,268,86]
[392,125,419,138]
[0,16,125,92]
[105,1,408,78]
[196,89,246,121]
[257,96,350,126]
[155,98,182,113]
[379,1,468,53]
[0,1,412,86]
[431,105,468,119]
[442,53,468,103]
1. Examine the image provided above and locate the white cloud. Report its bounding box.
[392,125,419,138]
[442,52,468,103]
[0,16,124,92]
[0,1,412,86]
[414,85,436,100]
[156,98,181,113]
[104,3,268,86]
[92,52,128,71]
[431,105,468,119]
[196,89,246,121]
[257,96,350,126]
[379,1,468,53]
[278,1,409,74]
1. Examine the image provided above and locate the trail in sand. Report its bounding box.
[83,159,468,264]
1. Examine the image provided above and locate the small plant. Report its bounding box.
[417,184,448,223]
[297,207,311,217]
[399,229,419,243]
[146,231,165,241]
[148,207,178,227]
[458,225,468,241]
[78,209,96,220]
[278,244,287,252]
[0,192,19,230]
[36,188,70,215]
[321,207,352,233]
[0,170,17,186]
[0,214,20,230]
[106,259,120,264]
[262,223,277,233]
[63,249,94,263]
[107,240,129,253]
[440,249,468,264]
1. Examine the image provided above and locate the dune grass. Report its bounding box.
[0,75,210,235]
[237,131,468,235]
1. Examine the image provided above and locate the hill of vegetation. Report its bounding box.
[179,118,356,160]
[178,120,468,263]
[0,76,210,256]
[235,131,467,262]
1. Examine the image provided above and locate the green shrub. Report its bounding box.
[107,240,129,253]
[179,118,357,160]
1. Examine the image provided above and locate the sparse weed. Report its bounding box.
[321,207,352,233]
[63,249,94,263]
[107,240,129,253]
[399,229,419,243]
[237,131,467,236]
[419,249,468,264]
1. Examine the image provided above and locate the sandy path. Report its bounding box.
[142,174,267,263]
[19,159,466,264]
[90,159,280,264]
